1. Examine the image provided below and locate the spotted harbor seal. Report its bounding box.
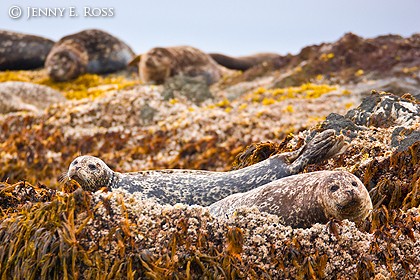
[209,52,281,71]
[0,30,54,70]
[209,171,373,228]
[65,129,345,206]
[138,46,228,85]
[45,29,135,82]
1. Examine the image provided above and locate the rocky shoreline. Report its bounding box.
[0,32,419,279]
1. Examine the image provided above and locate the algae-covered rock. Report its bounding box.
[0,184,418,279]
[162,74,213,104]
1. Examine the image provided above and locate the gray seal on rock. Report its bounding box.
[45,29,135,82]
[66,129,345,206]
[209,171,373,228]
[209,52,281,71]
[138,46,229,85]
[0,30,55,70]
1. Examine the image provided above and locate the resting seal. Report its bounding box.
[209,52,281,71]
[45,29,135,81]
[0,30,54,70]
[209,171,373,228]
[138,46,227,85]
[65,130,345,206]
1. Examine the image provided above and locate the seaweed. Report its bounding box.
[0,70,137,100]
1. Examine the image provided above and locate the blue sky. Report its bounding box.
[1,0,419,55]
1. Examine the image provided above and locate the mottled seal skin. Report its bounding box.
[209,52,281,71]
[0,30,54,70]
[209,171,373,228]
[45,29,135,82]
[66,130,345,206]
[139,46,227,85]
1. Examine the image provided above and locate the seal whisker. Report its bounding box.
[57,171,69,184]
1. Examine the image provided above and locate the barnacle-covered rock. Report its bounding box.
[0,81,66,114]
[345,91,419,128]
[0,188,418,279]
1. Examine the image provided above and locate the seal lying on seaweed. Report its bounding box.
[209,170,373,228]
[65,129,345,206]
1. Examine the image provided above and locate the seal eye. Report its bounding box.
[88,164,97,171]
[73,160,78,165]
[330,185,339,192]
[351,181,358,187]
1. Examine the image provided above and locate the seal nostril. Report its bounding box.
[346,190,355,196]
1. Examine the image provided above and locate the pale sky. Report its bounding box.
[1,0,419,56]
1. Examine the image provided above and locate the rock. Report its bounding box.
[162,74,213,104]
[391,127,420,151]
[345,91,419,128]
[0,82,66,114]
[320,113,365,138]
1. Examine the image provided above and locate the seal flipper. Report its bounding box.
[289,129,346,173]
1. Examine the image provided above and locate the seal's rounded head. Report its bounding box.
[139,47,173,84]
[67,155,113,192]
[320,171,373,223]
[46,42,88,82]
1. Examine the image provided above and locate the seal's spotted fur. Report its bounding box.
[139,46,227,85]
[46,29,135,81]
[209,171,373,228]
[0,30,54,70]
[67,129,345,206]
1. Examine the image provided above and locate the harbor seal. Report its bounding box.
[45,29,135,82]
[65,129,346,206]
[0,30,54,70]
[138,46,227,85]
[209,52,281,71]
[209,171,373,228]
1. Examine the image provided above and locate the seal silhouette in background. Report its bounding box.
[45,29,135,82]
[137,46,229,85]
[209,52,281,71]
[65,129,346,206]
[0,30,54,71]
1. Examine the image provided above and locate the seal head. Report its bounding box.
[139,47,173,84]
[46,41,88,82]
[67,155,114,192]
[319,171,373,222]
